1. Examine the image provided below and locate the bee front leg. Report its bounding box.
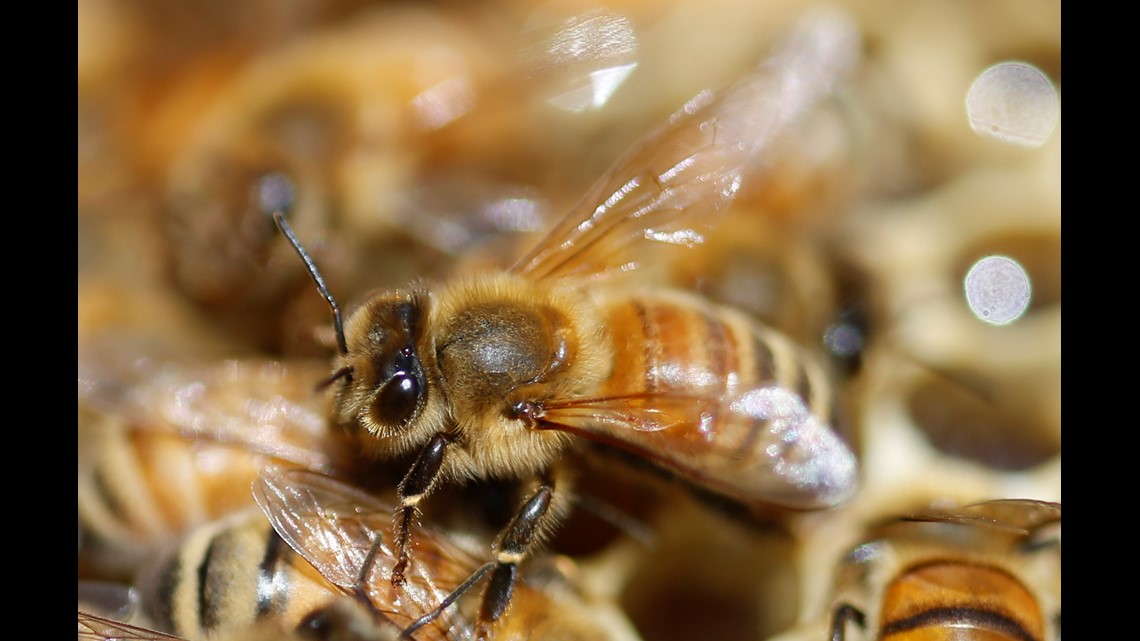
[386,433,449,588]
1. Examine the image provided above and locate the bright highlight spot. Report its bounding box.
[964,255,1032,325]
[966,62,1058,147]
[522,3,639,112]
[258,173,295,215]
[823,322,863,359]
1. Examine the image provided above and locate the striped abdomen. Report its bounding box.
[136,510,341,639]
[78,359,344,573]
[878,561,1046,641]
[575,289,852,510]
[598,290,834,416]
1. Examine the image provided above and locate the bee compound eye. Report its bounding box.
[372,372,421,428]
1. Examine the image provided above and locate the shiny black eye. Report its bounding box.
[373,371,420,426]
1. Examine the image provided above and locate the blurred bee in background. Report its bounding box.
[80,507,353,641]
[140,6,562,356]
[270,9,863,638]
[78,352,357,581]
[130,507,383,641]
[826,498,1061,641]
[80,603,396,641]
[78,467,627,641]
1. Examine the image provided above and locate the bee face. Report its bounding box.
[336,291,432,441]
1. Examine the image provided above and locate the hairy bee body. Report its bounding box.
[332,273,840,507]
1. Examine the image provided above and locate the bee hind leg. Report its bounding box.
[397,472,569,641]
[477,469,571,639]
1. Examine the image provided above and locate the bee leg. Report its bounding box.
[397,476,565,641]
[385,433,450,588]
[829,603,865,641]
[474,471,568,640]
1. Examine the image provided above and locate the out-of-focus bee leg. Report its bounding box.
[385,433,450,588]
[829,603,865,641]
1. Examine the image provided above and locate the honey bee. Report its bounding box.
[78,354,355,579]
[271,10,862,638]
[826,499,1061,641]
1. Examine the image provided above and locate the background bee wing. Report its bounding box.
[253,467,384,590]
[253,468,478,637]
[540,386,857,510]
[79,357,342,474]
[904,498,1062,535]
[509,8,859,281]
[79,611,187,641]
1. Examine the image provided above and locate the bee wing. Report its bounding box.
[78,611,186,641]
[905,499,1062,535]
[960,499,1061,532]
[252,468,385,590]
[510,8,859,281]
[79,357,343,474]
[539,385,857,510]
[253,468,478,638]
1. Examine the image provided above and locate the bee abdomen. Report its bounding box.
[137,512,339,639]
[600,292,833,419]
[879,561,1046,641]
[79,426,271,550]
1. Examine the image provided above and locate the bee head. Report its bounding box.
[335,292,432,440]
[267,198,438,447]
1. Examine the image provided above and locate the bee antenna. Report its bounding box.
[316,366,354,391]
[260,173,349,356]
[398,561,495,640]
